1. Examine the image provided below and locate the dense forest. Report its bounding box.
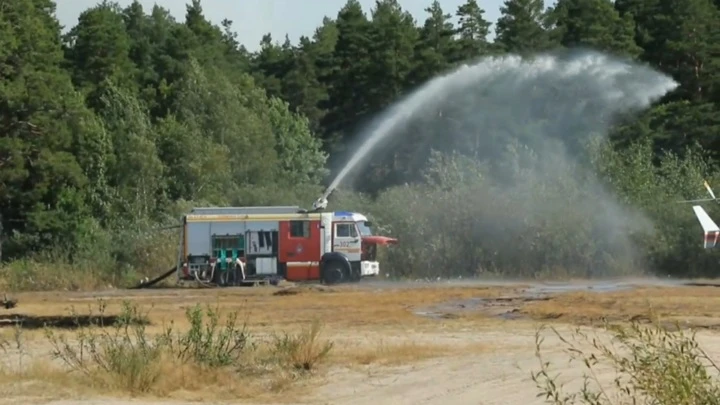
[2,0,720,290]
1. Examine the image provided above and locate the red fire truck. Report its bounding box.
[177,206,397,285]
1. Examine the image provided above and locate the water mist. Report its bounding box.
[320,49,678,277]
[322,50,676,198]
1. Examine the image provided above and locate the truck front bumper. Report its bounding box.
[360,260,380,277]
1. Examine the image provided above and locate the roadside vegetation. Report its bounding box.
[534,319,720,405]
[2,299,720,404]
[0,302,331,398]
[0,299,468,399]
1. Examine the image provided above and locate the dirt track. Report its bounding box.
[5,277,720,405]
[32,327,720,405]
[313,327,555,405]
[9,327,586,405]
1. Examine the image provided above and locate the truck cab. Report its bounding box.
[331,211,397,278]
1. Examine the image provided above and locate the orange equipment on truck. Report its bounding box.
[177,206,397,286]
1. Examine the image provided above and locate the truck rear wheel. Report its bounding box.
[321,261,345,285]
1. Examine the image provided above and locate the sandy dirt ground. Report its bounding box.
[3,277,720,405]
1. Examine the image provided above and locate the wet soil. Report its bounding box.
[411,278,691,321]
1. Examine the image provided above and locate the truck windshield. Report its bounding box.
[356,221,373,236]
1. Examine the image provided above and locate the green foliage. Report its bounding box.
[167,304,251,367]
[266,97,329,184]
[2,0,720,287]
[495,0,556,53]
[533,321,720,404]
[550,0,642,58]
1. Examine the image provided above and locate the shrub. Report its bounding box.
[45,301,161,393]
[42,300,333,394]
[270,320,334,372]
[162,303,252,368]
[532,321,720,404]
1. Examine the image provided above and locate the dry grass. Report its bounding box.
[0,344,461,402]
[521,286,720,327]
[5,284,518,333]
[0,286,507,403]
[5,282,720,403]
[335,339,491,367]
[0,301,336,401]
[0,258,147,292]
[0,360,89,403]
[0,355,308,402]
[341,341,449,366]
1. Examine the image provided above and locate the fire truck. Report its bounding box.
[177,205,398,286]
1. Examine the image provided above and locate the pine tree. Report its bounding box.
[495,0,556,54]
[454,0,493,60]
[410,1,456,85]
[551,0,641,58]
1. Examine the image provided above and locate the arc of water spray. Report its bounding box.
[320,68,468,200]
[320,51,678,201]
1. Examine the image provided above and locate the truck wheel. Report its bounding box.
[321,261,344,285]
[350,266,361,282]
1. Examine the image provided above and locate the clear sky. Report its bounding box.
[55,0,505,52]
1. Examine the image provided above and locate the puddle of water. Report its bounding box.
[524,282,635,296]
[409,278,718,321]
[413,311,459,320]
[412,280,644,321]
[413,296,537,320]
[499,309,523,320]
